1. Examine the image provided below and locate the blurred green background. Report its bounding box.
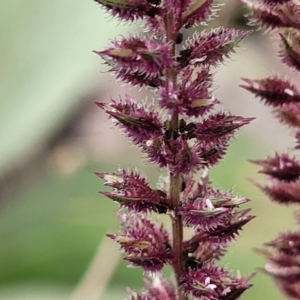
[0,1,293,299]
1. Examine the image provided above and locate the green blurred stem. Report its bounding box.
[165,12,187,300]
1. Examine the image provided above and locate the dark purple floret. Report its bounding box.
[181,0,214,29]
[180,263,253,299]
[179,28,251,68]
[95,37,172,84]
[127,278,177,300]
[254,179,300,205]
[94,0,155,22]
[250,153,300,182]
[265,231,300,256]
[279,31,300,72]
[95,95,163,146]
[193,113,254,144]
[241,0,300,30]
[107,213,173,272]
[180,188,250,230]
[96,169,170,213]
[275,103,300,128]
[241,76,300,106]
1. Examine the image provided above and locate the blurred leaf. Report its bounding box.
[0,283,71,300]
[0,0,131,174]
[0,164,118,284]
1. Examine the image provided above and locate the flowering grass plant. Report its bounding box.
[241,0,300,298]
[94,0,255,298]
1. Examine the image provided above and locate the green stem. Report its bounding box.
[165,11,188,300]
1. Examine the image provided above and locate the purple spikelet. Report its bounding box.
[93,0,255,298]
[241,0,300,298]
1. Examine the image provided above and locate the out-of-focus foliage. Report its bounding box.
[0,0,129,174]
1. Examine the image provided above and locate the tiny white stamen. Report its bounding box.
[190,56,207,64]
[222,287,231,295]
[207,284,217,290]
[146,140,153,147]
[205,198,214,209]
[103,174,123,183]
[284,88,295,96]
[205,277,217,290]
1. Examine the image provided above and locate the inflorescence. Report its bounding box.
[94,0,255,298]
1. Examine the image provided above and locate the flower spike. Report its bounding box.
[94,0,254,298]
[242,6,300,286]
